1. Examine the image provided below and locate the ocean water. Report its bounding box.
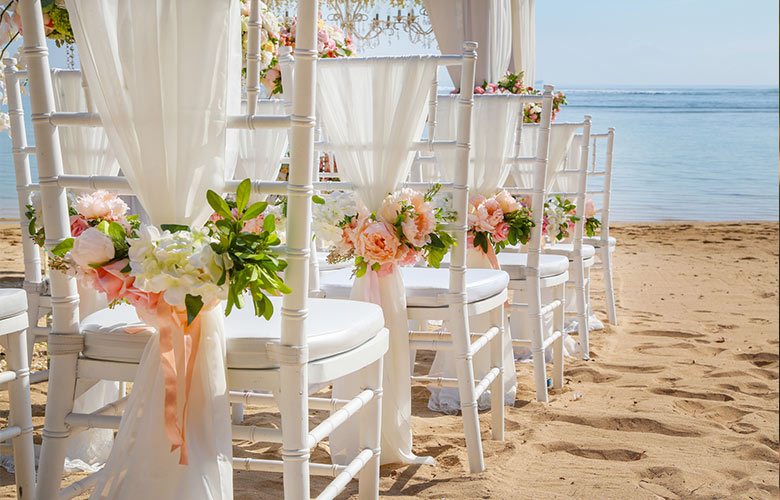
[1,87,778,221]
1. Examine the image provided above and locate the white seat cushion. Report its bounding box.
[80,297,384,369]
[495,252,570,279]
[0,289,27,320]
[543,243,596,260]
[583,235,616,249]
[319,267,509,307]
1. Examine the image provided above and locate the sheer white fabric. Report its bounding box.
[424,0,512,85]
[51,70,119,178]
[509,123,580,193]
[426,95,519,413]
[235,100,288,196]
[509,0,536,85]
[317,56,438,466]
[67,0,240,497]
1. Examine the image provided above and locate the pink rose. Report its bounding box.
[474,86,485,95]
[379,189,426,224]
[467,232,475,249]
[92,259,133,303]
[396,246,420,267]
[69,215,90,237]
[73,190,128,221]
[493,221,509,242]
[355,221,401,265]
[584,197,596,219]
[495,190,520,214]
[242,214,266,234]
[401,209,435,247]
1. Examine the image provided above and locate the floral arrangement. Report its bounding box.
[240,0,281,87]
[1,0,74,51]
[262,14,356,96]
[543,195,601,241]
[468,190,534,256]
[327,184,456,277]
[468,72,568,123]
[47,180,289,323]
[311,190,359,244]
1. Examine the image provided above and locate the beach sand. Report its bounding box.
[1,221,778,499]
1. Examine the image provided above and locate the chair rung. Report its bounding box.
[411,376,460,388]
[59,471,102,500]
[409,330,484,342]
[0,426,22,442]
[512,338,532,347]
[474,367,501,400]
[233,457,345,477]
[540,300,562,316]
[315,448,375,500]
[308,389,376,448]
[228,391,350,411]
[232,424,283,444]
[0,371,17,385]
[64,413,121,430]
[409,340,453,351]
[470,326,500,355]
[541,331,563,350]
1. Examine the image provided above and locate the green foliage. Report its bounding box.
[206,179,290,321]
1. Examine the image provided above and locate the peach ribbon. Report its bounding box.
[127,300,213,466]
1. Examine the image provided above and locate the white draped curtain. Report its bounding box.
[424,0,512,85]
[509,0,536,86]
[67,0,240,497]
[317,56,438,466]
[509,123,580,193]
[235,100,288,195]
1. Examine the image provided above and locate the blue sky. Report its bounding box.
[10,0,779,88]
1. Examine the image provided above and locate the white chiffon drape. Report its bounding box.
[235,100,288,196]
[67,0,240,497]
[317,57,438,466]
[424,0,512,85]
[426,95,520,413]
[51,69,121,472]
[509,123,580,193]
[509,0,536,85]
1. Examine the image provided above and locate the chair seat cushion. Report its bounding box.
[583,235,616,249]
[319,267,509,307]
[80,297,384,369]
[495,252,570,279]
[543,243,596,260]
[0,289,27,320]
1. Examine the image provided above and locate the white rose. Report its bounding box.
[70,227,115,268]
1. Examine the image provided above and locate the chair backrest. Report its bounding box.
[585,128,616,244]
[18,0,318,351]
[314,46,477,300]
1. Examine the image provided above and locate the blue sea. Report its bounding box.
[1,87,778,222]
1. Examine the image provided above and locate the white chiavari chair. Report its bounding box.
[0,289,36,499]
[499,110,578,403]
[22,0,387,499]
[545,117,596,359]
[316,44,510,474]
[583,128,618,325]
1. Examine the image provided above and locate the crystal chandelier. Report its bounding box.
[322,0,436,49]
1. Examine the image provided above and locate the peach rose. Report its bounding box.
[401,209,435,247]
[396,246,420,266]
[468,198,503,233]
[493,221,509,242]
[73,190,128,221]
[495,190,520,214]
[584,197,596,219]
[242,214,266,234]
[379,189,426,224]
[355,221,400,265]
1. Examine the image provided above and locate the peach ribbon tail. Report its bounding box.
[125,301,205,466]
[484,243,500,271]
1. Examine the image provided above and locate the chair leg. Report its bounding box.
[552,284,565,390]
[527,285,549,404]
[34,343,81,500]
[574,257,589,360]
[6,328,36,500]
[603,247,618,325]
[488,305,504,441]
[280,362,310,500]
[358,356,383,500]
[451,306,484,473]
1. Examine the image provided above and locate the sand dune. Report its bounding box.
[1,222,778,499]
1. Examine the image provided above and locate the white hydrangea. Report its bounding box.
[545,198,571,240]
[128,225,230,307]
[311,191,359,245]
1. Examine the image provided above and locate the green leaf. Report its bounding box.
[185,294,204,326]
[236,178,251,214]
[95,220,110,235]
[241,201,267,222]
[107,221,126,241]
[312,194,325,204]
[263,213,276,233]
[121,262,131,273]
[207,190,233,220]
[160,224,190,233]
[51,238,74,257]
